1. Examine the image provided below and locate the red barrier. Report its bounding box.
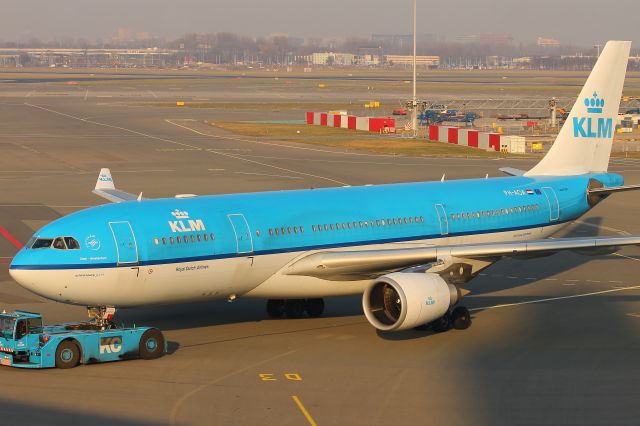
[306,112,314,124]
[489,134,501,151]
[333,114,341,127]
[448,127,459,144]
[467,130,479,147]
[320,113,328,126]
[347,116,357,130]
[428,125,439,141]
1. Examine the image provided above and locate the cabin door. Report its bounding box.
[227,214,254,254]
[541,187,560,222]
[109,221,139,265]
[434,204,449,235]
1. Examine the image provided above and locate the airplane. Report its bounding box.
[9,40,640,333]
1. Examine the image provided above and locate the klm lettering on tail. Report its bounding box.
[573,117,613,138]
[168,209,206,233]
[573,92,613,139]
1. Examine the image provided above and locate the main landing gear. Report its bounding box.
[266,298,325,319]
[429,306,472,333]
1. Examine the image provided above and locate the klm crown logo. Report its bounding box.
[584,92,605,114]
[171,209,189,219]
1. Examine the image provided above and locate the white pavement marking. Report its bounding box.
[24,103,347,186]
[84,89,89,101]
[614,253,640,262]
[572,220,631,236]
[470,285,640,312]
[148,90,158,98]
[234,171,302,180]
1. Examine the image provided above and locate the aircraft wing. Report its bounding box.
[283,236,640,280]
[92,168,140,203]
[588,184,640,195]
[499,167,525,176]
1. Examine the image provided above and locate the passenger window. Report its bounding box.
[300,226,304,233]
[170,237,175,244]
[256,230,261,237]
[190,235,195,243]
[275,228,279,235]
[197,235,202,242]
[287,227,292,234]
[330,224,334,231]
[64,237,80,249]
[52,237,67,250]
[376,220,380,226]
[204,234,208,241]
[293,227,298,234]
[324,224,328,231]
[312,225,316,232]
[210,233,215,240]
[154,238,159,246]
[162,237,167,245]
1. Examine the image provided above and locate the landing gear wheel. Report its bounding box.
[305,298,325,317]
[451,306,472,330]
[139,328,165,360]
[55,340,80,369]
[266,299,286,318]
[431,312,452,333]
[284,299,306,318]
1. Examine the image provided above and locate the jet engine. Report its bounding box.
[362,272,460,331]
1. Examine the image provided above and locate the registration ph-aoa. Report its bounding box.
[10,41,640,333]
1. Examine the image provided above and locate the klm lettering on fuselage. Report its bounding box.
[573,92,613,139]
[168,209,206,233]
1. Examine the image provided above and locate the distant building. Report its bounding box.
[537,37,561,47]
[385,55,439,67]
[358,46,384,65]
[311,52,355,66]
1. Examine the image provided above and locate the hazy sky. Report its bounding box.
[1,0,639,47]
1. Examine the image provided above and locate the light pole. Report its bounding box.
[411,0,417,137]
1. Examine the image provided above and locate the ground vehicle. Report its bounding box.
[392,108,407,115]
[0,311,164,369]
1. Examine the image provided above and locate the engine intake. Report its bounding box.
[363,272,459,331]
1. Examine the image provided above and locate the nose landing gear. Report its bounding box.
[266,298,325,319]
[87,306,117,329]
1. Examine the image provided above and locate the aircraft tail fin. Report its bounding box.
[525,41,631,176]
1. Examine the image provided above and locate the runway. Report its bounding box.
[0,81,639,425]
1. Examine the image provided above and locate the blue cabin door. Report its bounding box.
[434,204,449,235]
[109,221,139,265]
[541,187,560,222]
[228,214,254,254]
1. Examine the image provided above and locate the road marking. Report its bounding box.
[0,227,23,249]
[23,104,347,186]
[544,278,558,281]
[148,90,157,98]
[234,171,302,180]
[613,253,640,262]
[169,349,297,426]
[572,220,631,236]
[292,396,318,426]
[83,89,88,101]
[470,285,640,312]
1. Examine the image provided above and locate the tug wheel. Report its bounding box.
[55,340,80,369]
[139,329,165,360]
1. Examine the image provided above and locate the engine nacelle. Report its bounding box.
[362,272,460,332]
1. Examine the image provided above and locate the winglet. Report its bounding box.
[95,168,115,191]
[92,168,139,203]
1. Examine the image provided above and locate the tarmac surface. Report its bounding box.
[0,78,639,425]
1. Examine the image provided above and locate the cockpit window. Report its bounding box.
[31,238,53,249]
[52,237,67,250]
[64,237,80,250]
